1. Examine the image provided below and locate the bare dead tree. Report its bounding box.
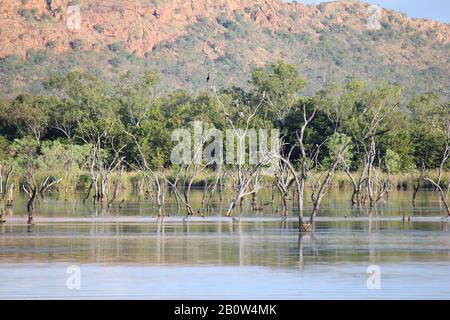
[309,138,354,228]
[0,164,2,197]
[202,162,225,214]
[128,122,216,218]
[83,128,127,207]
[0,180,12,224]
[6,184,14,207]
[294,104,319,231]
[108,165,125,208]
[22,167,38,225]
[0,163,13,202]
[365,148,392,208]
[424,109,450,217]
[225,155,273,217]
[212,87,270,217]
[412,163,425,207]
[126,131,166,214]
[273,104,318,231]
[342,157,365,206]
[377,158,392,203]
[0,206,5,224]
[171,123,219,218]
[274,143,300,216]
[298,127,383,232]
[346,97,398,208]
[39,176,62,197]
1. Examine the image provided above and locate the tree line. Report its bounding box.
[0,60,448,230]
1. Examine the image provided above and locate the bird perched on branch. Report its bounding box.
[206,73,210,83]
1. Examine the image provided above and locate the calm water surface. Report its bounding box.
[0,189,449,299]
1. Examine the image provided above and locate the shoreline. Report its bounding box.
[2,215,448,224]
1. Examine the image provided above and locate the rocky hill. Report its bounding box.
[0,0,449,98]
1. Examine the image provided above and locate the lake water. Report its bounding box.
[1,189,449,299]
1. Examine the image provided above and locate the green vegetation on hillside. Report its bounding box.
[0,12,448,99]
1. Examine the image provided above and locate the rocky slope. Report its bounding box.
[0,0,449,97]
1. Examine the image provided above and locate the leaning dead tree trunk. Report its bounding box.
[22,171,61,224]
[412,163,426,207]
[425,137,450,217]
[0,207,5,223]
[0,165,6,223]
[426,177,450,217]
[25,186,37,224]
[6,184,14,207]
[309,139,353,229]
[277,155,308,230]
[343,158,366,207]
[22,168,38,225]
[305,130,383,232]
[39,176,62,197]
[274,146,297,216]
[0,164,14,202]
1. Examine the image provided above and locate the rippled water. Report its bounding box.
[0,189,449,299]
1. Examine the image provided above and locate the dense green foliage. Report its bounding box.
[0,60,448,175]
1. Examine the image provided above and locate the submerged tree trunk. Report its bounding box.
[308,138,353,231]
[345,164,364,207]
[412,181,421,207]
[26,187,37,224]
[424,129,449,217]
[6,184,14,207]
[0,198,5,223]
[277,156,310,231]
[65,161,72,201]
[426,178,450,217]
[0,164,2,196]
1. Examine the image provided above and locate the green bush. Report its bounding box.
[297,32,313,44]
[18,8,35,22]
[94,24,104,33]
[385,149,402,173]
[46,40,57,49]
[70,39,84,51]
[0,135,9,160]
[107,42,125,52]
[108,57,123,68]
[216,17,239,32]
[41,13,52,21]
[77,173,91,190]
[26,49,49,64]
